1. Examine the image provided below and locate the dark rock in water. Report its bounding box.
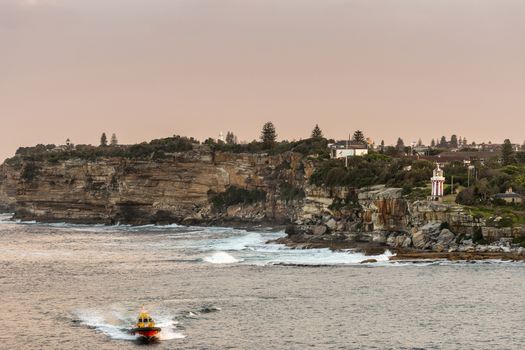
[360,259,378,264]
[200,305,221,313]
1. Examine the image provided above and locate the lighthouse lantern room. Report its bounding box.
[431,163,445,200]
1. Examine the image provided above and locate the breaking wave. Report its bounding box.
[203,251,241,264]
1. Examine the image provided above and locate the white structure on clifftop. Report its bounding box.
[329,141,368,159]
[431,163,445,200]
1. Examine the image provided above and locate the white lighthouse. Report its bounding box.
[431,163,445,200]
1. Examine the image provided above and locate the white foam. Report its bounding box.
[261,248,394,266]
[203,251,240,264]
[202,232,266,251]
[75,309,185,341]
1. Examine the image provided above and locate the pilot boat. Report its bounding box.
[130,308,161,340]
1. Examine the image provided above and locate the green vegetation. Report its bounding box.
[100,133,108,147]
[472,227,488,245]
[466,206,525,227]
[110,133,118,146]
[309,153,435,190]
[209,186,267,209]
[279,183,305,203]
[352,130,366,144]
[208,137,330,158]
[502,139,515,165]
[12,135,197,163]
[456,163,525,207]
[260,122,277,149]
[311,124,323,139]
[20,162,41,182]
[328,192,359,211]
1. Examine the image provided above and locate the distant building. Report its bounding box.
[329,141,368,159]
[494,188,523,204]
[431,163,445,200]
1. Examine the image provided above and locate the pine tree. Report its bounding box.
[502,139,515,165]
[396,137,405,151]
[311,124,323,139]
[226,131,236,144]
[450,134,458,148]
[380,140,385,153]
[100,133,108,147]
[417,138,422,147]
[439,136,447,147]
[110,133,118,146]
[352,130,365,143]
[463,138,467,146]
[431,139,436,147]
[260,122,277,148]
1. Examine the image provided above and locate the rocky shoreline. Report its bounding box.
[273,236,525,262]
[1,150,524,263]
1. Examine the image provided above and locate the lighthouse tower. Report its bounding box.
[431,163,445,200]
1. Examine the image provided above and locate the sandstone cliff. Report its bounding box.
[1,150,523,256]
[0,149,310,225]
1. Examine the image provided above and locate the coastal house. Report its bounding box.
[494,188,523,204]
[328,141,368,159]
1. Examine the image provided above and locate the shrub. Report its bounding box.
[440,222,451,230]
[472,228,487,245]
[209,186,267,209]
[20,162,40,182]
[279,183,305,202]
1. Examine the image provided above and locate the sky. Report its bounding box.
[1,0,525,161]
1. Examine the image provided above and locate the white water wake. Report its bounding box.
[74,308,185,341]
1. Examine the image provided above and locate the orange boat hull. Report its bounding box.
[132,327,161,339]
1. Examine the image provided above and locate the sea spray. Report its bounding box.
[74,308,185,341]
[203,251,241,264]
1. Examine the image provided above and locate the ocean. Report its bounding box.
[1,213,523,349]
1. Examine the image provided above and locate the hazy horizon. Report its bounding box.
[2,0,525,162]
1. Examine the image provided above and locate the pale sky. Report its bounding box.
[1,0,525,161]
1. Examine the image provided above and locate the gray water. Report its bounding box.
[1,214,524,349]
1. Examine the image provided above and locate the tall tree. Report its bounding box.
[260,122,277,148]
[226,131,236,144]
[100,133,108,147]
[463,137,468,146]
[450,134,458,148]
[417,138,423,147]
[110,133,118,146]
[352,130,365,143]
[430,139,436,147]
[380,140,385,153]
[439,136,447,147]
[396,137,405,151]
[502,139,515,165]
[311,124,323,139]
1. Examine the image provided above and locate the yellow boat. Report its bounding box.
[130,308,161,340]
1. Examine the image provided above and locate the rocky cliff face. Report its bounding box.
[281,185,523,254]
[0,150,311,225]
[2,150,523,255]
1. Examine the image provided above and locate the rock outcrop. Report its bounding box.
[1,150,523,256]
[0,150,310,225]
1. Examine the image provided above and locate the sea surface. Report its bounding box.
[1,213,524,349]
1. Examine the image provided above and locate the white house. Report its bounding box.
[329,141,368,159]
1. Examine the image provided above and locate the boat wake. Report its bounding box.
[74,308,185,341]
